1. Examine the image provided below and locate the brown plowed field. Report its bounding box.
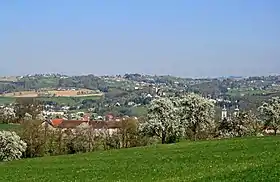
[1,89,103,97]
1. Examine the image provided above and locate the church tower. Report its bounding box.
[233,105,240,117]
[221,105,227,120]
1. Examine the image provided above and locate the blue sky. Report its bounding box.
[0,0,279,77]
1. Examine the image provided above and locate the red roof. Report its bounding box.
[83,115,90,121]
[51,119,64,127]
[48,118,123,129]
[89,120,120,129]
[58,120,87,129]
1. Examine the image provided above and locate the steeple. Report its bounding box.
[234,105,240,117]
[221,105,227,120]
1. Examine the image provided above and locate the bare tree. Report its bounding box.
[14,97,43,123]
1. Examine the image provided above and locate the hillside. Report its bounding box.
[1,136,280,182]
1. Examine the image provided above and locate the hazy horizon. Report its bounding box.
[1,1,280,77]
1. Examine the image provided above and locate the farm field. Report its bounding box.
[0,76,18,82]
[0,95,102,105]
[0,136,280,182]
[1,89,102,97]
[0,89,103,105]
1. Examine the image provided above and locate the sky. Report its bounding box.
[0,0,279,78]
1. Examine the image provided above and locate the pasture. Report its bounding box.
[0,136,279,181]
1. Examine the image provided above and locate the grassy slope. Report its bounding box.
[1,136,280,182]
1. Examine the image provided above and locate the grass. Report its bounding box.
[0,97,16,104]
[131,106,148,116]
[1,136,280,181]
[0,96,101,105]
[39,95,102,105]
[0,123,21,131]
[227,88,279,97]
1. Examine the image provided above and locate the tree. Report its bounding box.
[246,111,263,136]
[118,117,138,148]
[0,107,16,124]
[14,97,43,122]
[217,108,262,138]
[179,93,215,140]
[140,97,183,144]
[234,111,263,137]
[0,131,27,161]
[19,120,46,158]
[259,97,280,135]
[217,117,233,137]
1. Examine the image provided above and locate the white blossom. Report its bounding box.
[259,97,280,134]
[140,97,184,143]
[140,93,216,142]
[0,131,27,162]
[178,93,215,140]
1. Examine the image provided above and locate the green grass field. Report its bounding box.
[38,95,101,105]
[0,97,16,104]
[0,123,21,131]
[1,136,280,181]
[131,106,148,116]
[0,96,101,105]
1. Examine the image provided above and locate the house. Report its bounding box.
[51,118,64,127]
[42,111,64,117]
[105,114,114,121]
[89,120,120,135]
[58,120,87,129]
[82,113,91,121]
[42,118,121,135]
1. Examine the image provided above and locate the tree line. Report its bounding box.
[1,93,280,162]
[141,94,280,143]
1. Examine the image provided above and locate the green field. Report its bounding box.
[0,123,21,131]
[0,96,101,105]
[227,88,280,97]
[1,136,280,181]
[38,95,102,105]
[131,106,148,116]
[0,97,16,104]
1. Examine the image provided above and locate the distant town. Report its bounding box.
[1,73,280,120]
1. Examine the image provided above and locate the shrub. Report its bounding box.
[102,131,121,150]
[0,130,27,162]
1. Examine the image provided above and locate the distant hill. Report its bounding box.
[0,76,18,82]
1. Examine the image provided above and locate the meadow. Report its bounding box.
[0,97,16,104]
[0,123,21,131]
[0,95,102,105]
[1,89,102,97]
[0,136,279,182]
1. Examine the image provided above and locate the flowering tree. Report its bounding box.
[0,107,16,123]
[140,97,183,144]
[259,97,280,135]
[178,93,215,140]
[0,131,27,162]
[218,111,261,138]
